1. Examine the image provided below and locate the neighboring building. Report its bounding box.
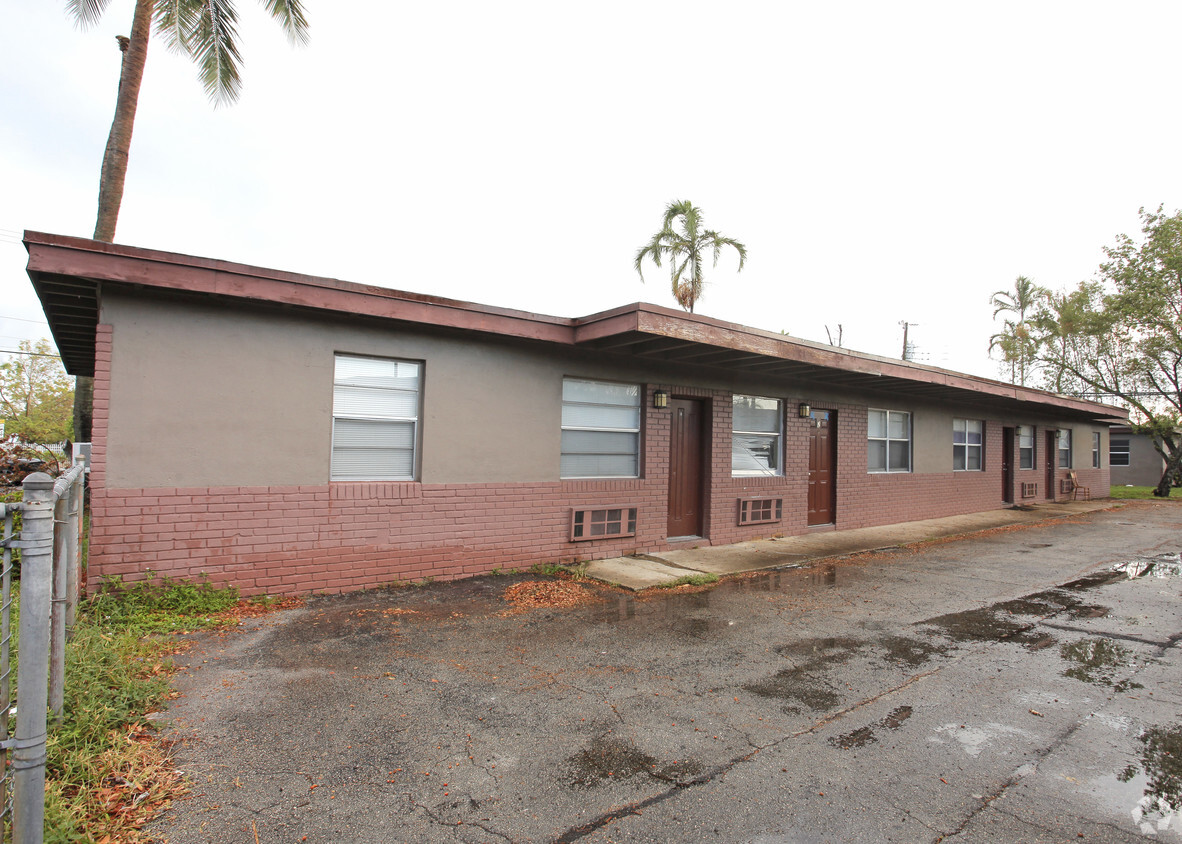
[1108,426,1168,487]
[25,233,1126,595]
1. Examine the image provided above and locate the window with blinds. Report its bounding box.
[331,354,421,481]
[560,378,640,478]
[733,395,782,476]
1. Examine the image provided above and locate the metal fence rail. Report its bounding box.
[0,462,87,844]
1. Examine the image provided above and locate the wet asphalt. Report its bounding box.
[152,500,1182,843]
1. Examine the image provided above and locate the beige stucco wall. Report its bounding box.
[100,290,1115,489]
[102,292,564,487]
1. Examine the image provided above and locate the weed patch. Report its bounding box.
[38,576,295,841]
[653,573,720,589]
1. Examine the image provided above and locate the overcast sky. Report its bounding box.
[3,1,1180,380]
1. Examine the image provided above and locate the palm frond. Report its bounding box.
[153,0,202,55]
[65,0,115,29]
[261,0,310,45]
[191,0,244,104]
[705,231,747,270]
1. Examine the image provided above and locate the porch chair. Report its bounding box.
[1066,471,1091,501]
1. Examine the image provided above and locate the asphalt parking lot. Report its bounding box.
[153,500,1182,843]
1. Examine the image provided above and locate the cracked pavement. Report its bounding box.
[152,500,1182,843]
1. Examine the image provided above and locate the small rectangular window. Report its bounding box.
[570,506,638,541]
[1109,438,1131,466]
[738,497,783,526]
[1018,425,1034,470]
[1092,432,1101,469]
[1058,429,1072,468]
[868,409,911,473]
[733,395,782,476]
[953,419,984,471]
[331,354,420,481]
[561,379,641,479]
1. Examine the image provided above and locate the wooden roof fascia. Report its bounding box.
[24,233,577,347]
[23,232,1125,422]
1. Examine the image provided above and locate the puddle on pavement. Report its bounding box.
[1059,638,1142,691]
[565,735,702,788]
[1061,554,1182,591]
[919,583,1113,648]
[829,705,914,750]
[877,635,949,667]
[830,726,876,749]
[744,667,842,713]
[747,636,946,714]
[921,606,1046,646]
[1118,723,1182,818]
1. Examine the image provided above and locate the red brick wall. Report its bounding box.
[86,332,1110,595]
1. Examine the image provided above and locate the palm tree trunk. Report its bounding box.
[93,0,152,243]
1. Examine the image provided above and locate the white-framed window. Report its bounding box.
[1018,425,1034,469]
[561,378,641,478]
[331,354,420,481]
[1110,437,1131,466]
[733,395,782,476]
[1058,429,1072,468]
[1092,432,1101,469]
[953,419,984,471]
[868,409,911,473]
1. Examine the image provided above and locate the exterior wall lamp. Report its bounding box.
[653,390,670,409]
[798,402,811,418]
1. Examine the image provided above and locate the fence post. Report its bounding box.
[64,471,83,631]
[49,491,68,723]
[14,472,54,844]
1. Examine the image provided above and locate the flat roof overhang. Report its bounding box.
[24,231,1126,423]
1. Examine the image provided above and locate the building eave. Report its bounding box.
[24,231,1127,422]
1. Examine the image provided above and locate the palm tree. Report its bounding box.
[68,0,310,243]
[989,275,1042,386]
[634,200,747,313]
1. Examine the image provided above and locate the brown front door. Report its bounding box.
[1002,427,1015,504]
[1045,430,1057,499]
[667,398,704,537]
[807,409,836,526]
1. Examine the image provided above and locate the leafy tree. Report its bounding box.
[1030,207,1182,496]
[0,340,75,444]
[988,275,1043,385]
[67,0,311,243]
[635,200,747,313]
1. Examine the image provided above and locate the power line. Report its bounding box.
[0,315,49,325]
[0,349,61,359]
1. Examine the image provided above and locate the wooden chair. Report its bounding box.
[1067,471,1091,501]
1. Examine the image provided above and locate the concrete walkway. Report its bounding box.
[585,499,1119,589]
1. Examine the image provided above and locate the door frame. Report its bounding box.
[666,396,708,539]
[807,408,837,526]
[1002,426,1015,504]
[1045,429,1057,499]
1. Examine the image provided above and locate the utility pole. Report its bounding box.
[899,321,917,361]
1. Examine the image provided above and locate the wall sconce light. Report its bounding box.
[798,403,811,418]
[653,390,670,409]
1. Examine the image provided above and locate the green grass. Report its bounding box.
[653,572,720,589]
[88,573,240,634]
[39,575,244,841]
[1107,485,1182,500]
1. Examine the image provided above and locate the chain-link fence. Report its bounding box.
[0,459,86,843]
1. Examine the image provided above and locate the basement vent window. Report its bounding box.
[570,507,638,542]
[738,497,783,526]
